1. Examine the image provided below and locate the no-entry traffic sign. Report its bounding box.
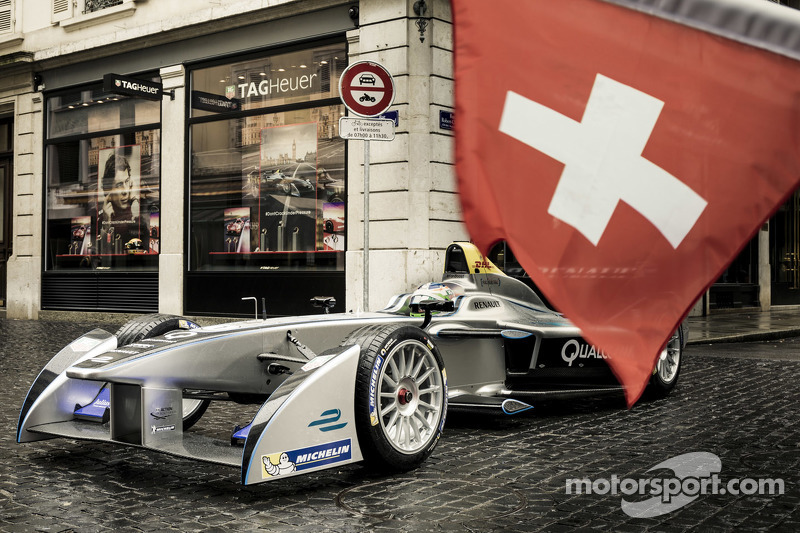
[339,61,395,117]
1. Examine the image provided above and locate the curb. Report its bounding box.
[687,327,800,345]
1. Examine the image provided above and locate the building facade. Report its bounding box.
[1,0,465,320]
[1,0,799,320]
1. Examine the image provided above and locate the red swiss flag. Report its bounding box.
[452,0,800,405]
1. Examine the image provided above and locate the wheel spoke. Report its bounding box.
[417,400,435,411]
[403,418,412,448]
[390,416,403,446]
[398,349,407,376]
[382,373,397,389]
[382,400,397,415]
[416,366,434,384]
[418,385,441,396]
[413,410,432,431]
[388,357,400,380]
[385,410,399,433]
[409,415,423,443]
[411,353,425,378]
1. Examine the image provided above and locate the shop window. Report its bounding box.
[711,236,759,309]
[188,43,347,273]
[191,44,347,118]
[44,81,161,272]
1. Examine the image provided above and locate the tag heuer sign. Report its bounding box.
[103,73,163,101]
[191,90,241,113]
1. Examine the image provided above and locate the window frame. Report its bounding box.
[185,38,348,274]
[42,76,163,273]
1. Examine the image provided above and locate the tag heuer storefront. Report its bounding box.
[40,7,353,317]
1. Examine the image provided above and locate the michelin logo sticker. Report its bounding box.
[369,354,384,426]
[261,439,352,479]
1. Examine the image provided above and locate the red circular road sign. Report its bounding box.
[339,61,395,117]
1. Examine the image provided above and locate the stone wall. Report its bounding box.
[345,0,467,312]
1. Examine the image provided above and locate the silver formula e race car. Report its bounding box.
[17,243,686,485]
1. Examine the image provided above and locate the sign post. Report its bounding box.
[339,61,395,311]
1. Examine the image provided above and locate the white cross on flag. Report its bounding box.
[452,0,800,405]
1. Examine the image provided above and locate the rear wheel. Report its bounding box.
[343,325,447,471]
[647,328,683,398]
[115,314,209,430]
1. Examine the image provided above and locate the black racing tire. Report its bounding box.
[115,313,198,346]
[646,327,683,399]
[114,313,209,430]
[343,324,447,472]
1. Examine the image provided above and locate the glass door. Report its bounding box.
[771,189,800,305]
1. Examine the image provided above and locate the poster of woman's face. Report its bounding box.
[98,145,142,223]
[96,145,150,254]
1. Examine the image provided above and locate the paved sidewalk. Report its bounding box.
[2,318,800,532]
[687,307,800,344]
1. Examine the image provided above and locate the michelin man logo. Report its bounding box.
[263,453,297,477]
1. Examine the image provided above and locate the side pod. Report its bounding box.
[18,329,118,443]
[241,344,364,485]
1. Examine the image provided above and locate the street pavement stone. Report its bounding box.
[1,318,800,532]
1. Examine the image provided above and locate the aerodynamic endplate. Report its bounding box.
[73,386,111,423]
[241,345,364,485]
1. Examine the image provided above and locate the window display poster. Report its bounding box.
[259,123,319,252]
[149,213,160,253]
[97,145,150,255]
[224,207,251,253]
[322,202,344,251]
[70,216,92,255]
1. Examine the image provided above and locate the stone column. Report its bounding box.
[7,89,43,320]
[345,0,466,312]
[758,222,771,311]
[158,64,185,315]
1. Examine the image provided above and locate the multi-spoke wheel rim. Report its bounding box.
[377,339,444,454]
[656,333,681,383]
[182,399,205,419]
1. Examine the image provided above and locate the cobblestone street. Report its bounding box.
[2,318,799,532]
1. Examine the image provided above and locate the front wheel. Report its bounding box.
[115,313,209,430]
[181,399,210,430]
[344,325,447,471]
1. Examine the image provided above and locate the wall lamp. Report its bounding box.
[412,0,429,43]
